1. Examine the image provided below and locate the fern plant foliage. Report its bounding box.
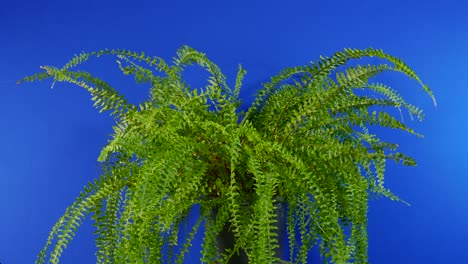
[19,46,435,264]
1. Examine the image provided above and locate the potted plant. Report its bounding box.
[19,46,435,264]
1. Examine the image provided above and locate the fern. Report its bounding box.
[21,45,433,263]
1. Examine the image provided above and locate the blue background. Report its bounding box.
[1,0,467,263]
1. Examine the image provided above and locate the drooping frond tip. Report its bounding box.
[422,84,437,107]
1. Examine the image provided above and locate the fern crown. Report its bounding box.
[19,45,434,264]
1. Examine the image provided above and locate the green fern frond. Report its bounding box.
[343,48,436,106]
[16,71,51,85]
[37,66,136,119]
[234,64,247,100]
[36,169,130,264]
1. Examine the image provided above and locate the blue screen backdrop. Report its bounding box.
[1,0,467,263]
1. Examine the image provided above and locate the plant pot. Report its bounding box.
[215,200,286,263]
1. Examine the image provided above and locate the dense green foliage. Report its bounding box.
[19,46,434,263]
